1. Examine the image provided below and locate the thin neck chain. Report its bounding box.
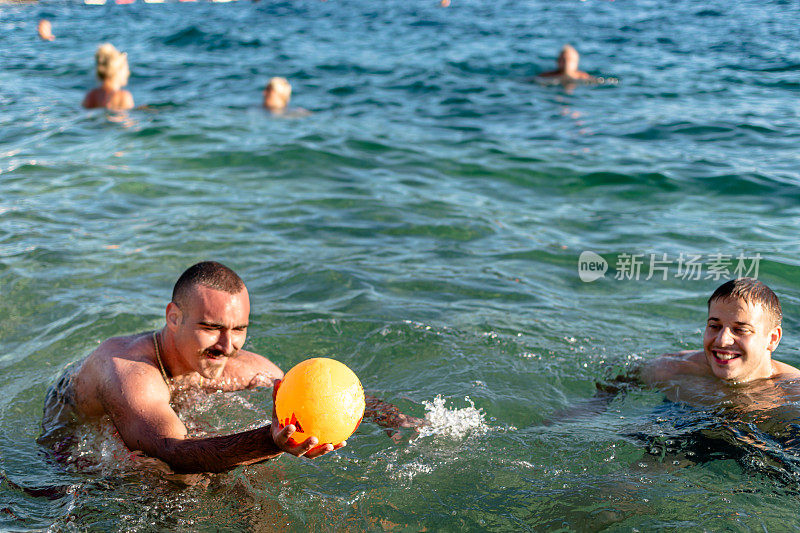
[152,331,170,385]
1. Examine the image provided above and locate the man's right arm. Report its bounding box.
[159,426,279,474]
[545,350,708,425]
[100,360,332,474]
[158,420,334,474]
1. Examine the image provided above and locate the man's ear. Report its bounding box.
[166,302,182,331]
[768,325,782,353]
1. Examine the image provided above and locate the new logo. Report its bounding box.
[578,251,607,282]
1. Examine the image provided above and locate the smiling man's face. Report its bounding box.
[703,297,782,383]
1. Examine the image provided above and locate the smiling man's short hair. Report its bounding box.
[708,278,782,328]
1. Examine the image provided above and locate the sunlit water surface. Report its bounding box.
[2,0,800,529]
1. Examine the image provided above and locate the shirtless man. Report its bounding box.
[41,261,420,474]
[263,77,310,117]
[263,77,292,114]
[538,44,596,83]
[639,278,800,407]
[82,43,134,111]
[584,277,800,415]
[38,19,55,41]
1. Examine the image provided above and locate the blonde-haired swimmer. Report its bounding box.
[263,77,311,117]
[263,77,292,113]
[82,43,134,111]
[38,19,55,41]
[539,44,596,82]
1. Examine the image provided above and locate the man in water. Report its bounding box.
[538,44,596,83]
[40,261,421,474]
[263,77,293,114]
[37,19,55,41]
[582,277,800,420]
[556,278,800,479]
[638,277,800,400]
[611,277,800,476]
[263,77,310,117]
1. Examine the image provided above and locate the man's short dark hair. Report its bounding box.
[708,277,782,328]
[172,261,245,307]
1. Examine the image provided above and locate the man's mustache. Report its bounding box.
[203,348,237,359]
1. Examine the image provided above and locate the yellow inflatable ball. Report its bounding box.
[275,358,365,446]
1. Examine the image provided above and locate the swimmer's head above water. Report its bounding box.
[557,44,580,75]
[539,44,594,81]
[537,44,597,85]
[167,261,250,381]
[263,77,292,113]
[95,43,130,87]
[38,19,55,41]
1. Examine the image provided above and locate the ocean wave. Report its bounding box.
[159,25,262,50]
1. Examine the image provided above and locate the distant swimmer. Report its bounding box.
[263,77,310,117]
[538,44,597,83]
[82,43,134,111]
[37,19,55,41]
[263,77,291,113]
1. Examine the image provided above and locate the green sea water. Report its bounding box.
[2,0,800,529]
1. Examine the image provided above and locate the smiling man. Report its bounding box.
[563,278,800,476]
[640,278,800,398]
[40,261,421,474]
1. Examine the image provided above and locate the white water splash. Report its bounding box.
[67,420,142,474]
[418,395,488,439]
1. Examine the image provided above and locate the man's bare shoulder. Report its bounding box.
[90,332,153,366]
[773,360,800,380]
[82,88,105,109]
[223,350,283,389]
[82,88,133,111]
[640,350,710,385]
[536,71,596,83]
[73,332,162,416]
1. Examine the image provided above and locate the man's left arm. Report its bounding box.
[365,394,427,430]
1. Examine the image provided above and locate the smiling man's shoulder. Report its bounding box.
[773,360,800,379]
[640,350,711,385]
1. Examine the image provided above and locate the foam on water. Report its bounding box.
[57,388,265,483]
[66,420,144,475]
[418,395,488,439]
[378,396,493,486]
